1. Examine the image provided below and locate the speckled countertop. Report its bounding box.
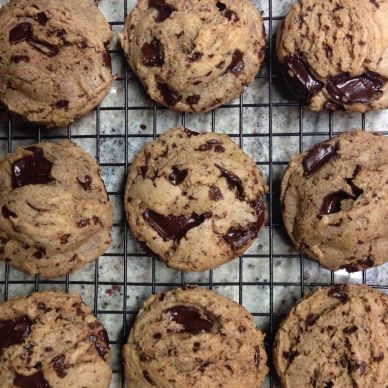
[0,0,387,387]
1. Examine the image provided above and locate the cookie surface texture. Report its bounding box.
[120,0,265,111]
[0,291,112,387]
[277,0,388,112]
[274,284,388,388]
[281,131,388,272]
[125,126,268,272]
[0,140,113,278]
[0,0,113,127]
[123,286,268,387]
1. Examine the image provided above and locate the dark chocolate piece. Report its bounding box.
[51,355,68,378]
[143,371,155,386]
[142,38,164,67]
[327,71,387,104]
[283,54,323,99]
[341,257,374,272]
[9,22,32,44]
[36,12,48,26]
[157,83,182,106]
[77,175,92,191]
[184,128,199,137]
[224,223,259,251]
[254,346,260,368]
[185,95,200,105]
[102,50,112,69]
[216,2,239,21]
[303,143,337,177]
[148,0,175,22]
[2,205,17,219]
[304,313,317,326]
[10,55,30,64]
[55,100,69,109]
[164,305,215,334]
[283,350,299,362]
[343,325,357,334]
[14,370,50,388]
[88,328,110,359]
[28,38,59,57]
[227,50,244,75]
[0,315,33,353]
[328,285,348,303]
[216,164,244,200]
[143,209,210,240]
[33,246,46,259]
[188,52,203,62]
[209,186,223,201]
[320,190,352,215]
[12,147,54,188]
[168,166,188,185]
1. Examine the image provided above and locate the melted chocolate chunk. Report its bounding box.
[373,353,384,362]
[188,52,203,62]
[196,139,224,152]
[320,190,352,215]
[33,246,46,259]
[227,50,244,75]
[14,370,50,388]
[143,209,210,240]
[0,315,33,353]
[28,38,59,57]
[148,0,175,22]
[168,166,188,185]
[216,165,244,200]
[2,205,17,219]
[341,257,374,272]
[327,71,387,104]
[303,143,337,177]
[224,223,259,251]
[157,83,182,106]
[10,55,30,63]
[216,1,226,11]
[55,99,69,109]
[9,22,32,44]
[88,328,110,359]
[184,128,199,137]
[283,54,323,99]
[328,285,348,303]
[102,50,112,69]
[324,101,345,111]
[304,313,317,326]
[164,305,215,334]
[254,346,260,368]
[36,12,48,26]
[12,148,54,188]
[209,186,223,201]
[51,355,68,378]
[142,38,164,67]
[186,95,201,105]
[343,325,358,334]
[77,175,92,191]
[216,2,239,21]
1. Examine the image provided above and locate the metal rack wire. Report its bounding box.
[0,0,387,387]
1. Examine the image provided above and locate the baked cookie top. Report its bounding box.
[0,140,113,278]
[120,0,265,112]
[125,127,268,272]
[123,286,268,388]
[274,284,388,388]
[281,131,388,272]
[0,291,111,388]
[277,0,388,112]
[0,0,113,127]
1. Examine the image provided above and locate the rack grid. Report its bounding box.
[0,0,387,387]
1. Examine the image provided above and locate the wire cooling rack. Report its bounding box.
[0,0,387,387]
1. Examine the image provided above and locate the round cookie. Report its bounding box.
[0,140,113,278]
[0,291,111,387]
[281,131,388,272]
[277,0,388,112]
[119,0,265,112]
[124,127,268,272]
[123,286,268,388]
[274,284,388,388]
[0,0,113,127]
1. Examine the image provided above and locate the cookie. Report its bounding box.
[277,0,388,112]
[124,127,268,272]
[274,284,388,388]
[281,131,388,272]
[123,286,268,387]
[0,140,113,278]
[119,0,265,112]
[0,0,113,128]
[0,291,112,387]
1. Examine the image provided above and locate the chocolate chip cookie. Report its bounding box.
[123,286,268,387]
[281,131,388,272]
[119,0,265,112]
[277,0,388,112]
[0,0,113,127]
[0,291,112,387]
[124,127,268,272]
[0,141,113,278]
[274,284,388,388]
